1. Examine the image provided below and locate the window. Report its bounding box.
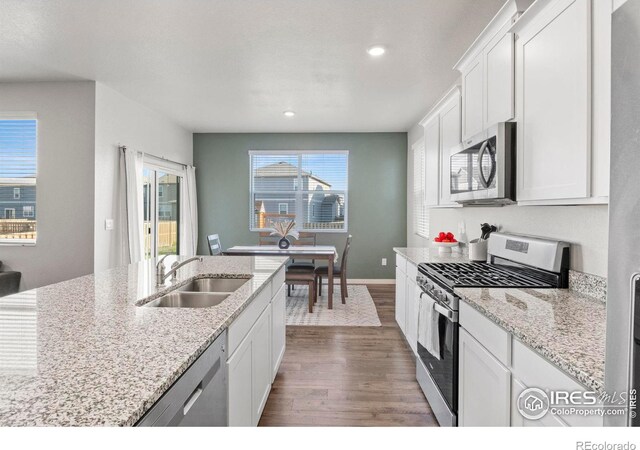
[143,166,181,258]
[250,151,348,232]
[0,115,37,244]
[413,140,429,238]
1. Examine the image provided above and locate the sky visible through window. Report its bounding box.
[0,120,37,178]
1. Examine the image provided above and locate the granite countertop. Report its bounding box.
[393,246,470,265]
[393,247,606,393]
[457,287,606,393]
[0,255,288,426]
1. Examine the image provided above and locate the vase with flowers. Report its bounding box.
[270,220,299,249]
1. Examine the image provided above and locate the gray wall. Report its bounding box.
[193,133,407,279]
[0,81,96,289]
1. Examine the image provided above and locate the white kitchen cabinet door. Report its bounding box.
[516,0,591,201]
[484,32,515,127]
[423,115,440,207]
[439,94,461,206]
[459,328,511,426]
[251,304,272,426]
[511,378,567,427]
[461,55,484,141]
[405,278,419,355]
[395,267,406,333]
[271,284,286,382]
[227,334,253,426]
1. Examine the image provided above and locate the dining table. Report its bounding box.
[224,245,339,308]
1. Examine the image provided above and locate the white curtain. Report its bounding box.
[123,148,145,264]
[180,166,198,256]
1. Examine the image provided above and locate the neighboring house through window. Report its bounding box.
[250,151,348,232]
[0,114,37,243]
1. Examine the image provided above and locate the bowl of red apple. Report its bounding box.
[433,232,459,254]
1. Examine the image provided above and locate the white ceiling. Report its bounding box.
[0,0,505,132]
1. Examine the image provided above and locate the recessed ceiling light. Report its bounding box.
[367,45,386,57]
[283,110,296,117]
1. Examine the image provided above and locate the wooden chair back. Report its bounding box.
[207,234,223,255]
[293,232,317,246]
[340,235,353,276]
[258,232,279,246]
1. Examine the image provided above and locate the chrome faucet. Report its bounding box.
[156,255,203,285]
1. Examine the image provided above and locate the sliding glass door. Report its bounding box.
[143,166,181,259]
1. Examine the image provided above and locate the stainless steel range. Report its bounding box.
[415,232,570,426]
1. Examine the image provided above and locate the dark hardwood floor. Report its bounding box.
[258,284,438,427]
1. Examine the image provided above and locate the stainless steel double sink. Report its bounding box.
[143,277,251,308]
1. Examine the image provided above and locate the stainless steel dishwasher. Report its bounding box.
[137,330,228,426]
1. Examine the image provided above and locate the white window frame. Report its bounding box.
[278,203,289,215]
[142,155,185,259]
[0,113,37,246]
[249,150,349,233]
[13,188,20,199]
[22,206,34,218]
[4,208,15,219]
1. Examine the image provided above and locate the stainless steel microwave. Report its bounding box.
[449,122,516,204]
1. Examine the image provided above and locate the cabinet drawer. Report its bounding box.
[406,261,418,282]
[395,254,407,273]
[459,301,510,366]
[271,266,285,297]
[228,285,271,356]
[511,338,602,427]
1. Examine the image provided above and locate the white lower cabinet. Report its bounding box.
[511,378,567,427]
[395,266,406,333]
[227,333,253,426]
[458,301,604,427]
[227,269,286,426]
[405,277,419,355]
[228,305,272,426]
[458,327,511,426]
[251,304,272,425]
[271,284,286,381]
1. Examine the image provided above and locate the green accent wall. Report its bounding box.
[193,133,407,279]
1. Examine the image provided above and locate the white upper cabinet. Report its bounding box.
[513,0,591,202]
[419,86,462,208]
[485,32,515,127]
[461,56,484,141]
[439,94,462,206]
[422,114,441,207]
[455,0,529,141]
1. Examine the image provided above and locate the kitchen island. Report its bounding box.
[0,255,288,426]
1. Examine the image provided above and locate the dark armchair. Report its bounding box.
[0,261,21,297]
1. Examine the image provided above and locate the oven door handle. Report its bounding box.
[420,292,459,323]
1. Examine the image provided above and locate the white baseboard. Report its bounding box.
[315,279,396,285]
[348,279,396,285]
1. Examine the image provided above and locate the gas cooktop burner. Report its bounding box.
[418,262,557,289]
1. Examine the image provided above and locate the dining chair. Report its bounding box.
[207,234,223,255]
[258,232,279,246]
[315,235,352,304]
[288,232,317,271]
[286,269,317,313]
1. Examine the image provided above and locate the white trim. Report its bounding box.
[419,85,461,126]
[0,240,36,247]
[0,112,37,120]
[249,150,349,155]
